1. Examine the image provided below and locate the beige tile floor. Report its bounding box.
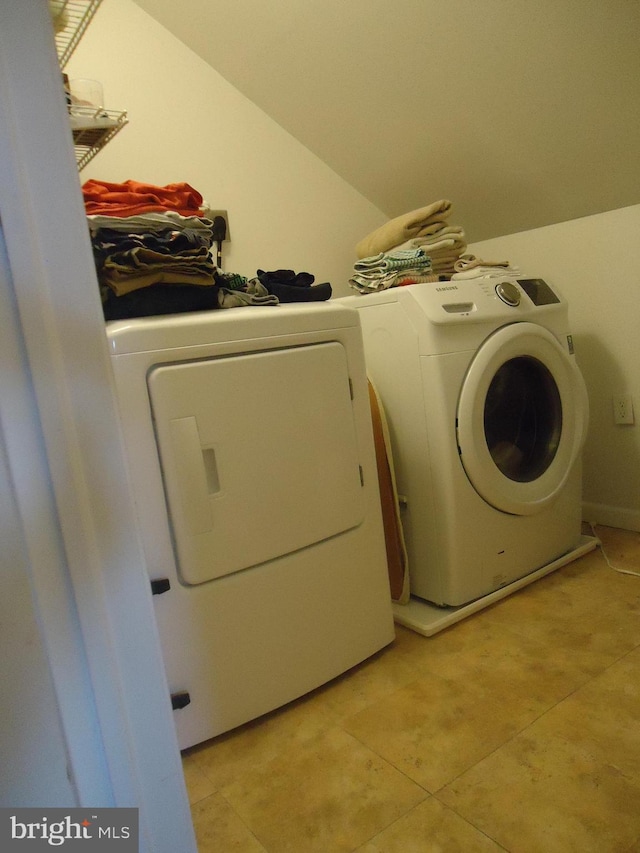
[182,525,640,853]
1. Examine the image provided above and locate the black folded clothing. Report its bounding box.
[256,268,331,302]
[257,268,315,288]
[103,283,220,320]
[264,281,332,302]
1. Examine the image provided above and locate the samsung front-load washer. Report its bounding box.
[344,277,595,629]
[106,302,394,749]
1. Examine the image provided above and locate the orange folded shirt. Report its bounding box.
[82,179,204,217]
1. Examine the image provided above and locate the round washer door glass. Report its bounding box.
[457,322,588,515]
[484,355,562,482]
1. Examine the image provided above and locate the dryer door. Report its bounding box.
[456,322,588,516]
[147,341,365,584]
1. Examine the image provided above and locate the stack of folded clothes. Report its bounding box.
[84,179,221,320]
[84,180,334,319]
[351,200,468,292]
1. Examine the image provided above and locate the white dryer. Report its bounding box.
[344,277,595,630]
[106,302,394,749]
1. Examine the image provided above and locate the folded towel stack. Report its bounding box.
[349,247,436,293]
[351,200,468,292]
[451,253,521,280]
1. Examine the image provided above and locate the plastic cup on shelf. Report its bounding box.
[69,78,104,108]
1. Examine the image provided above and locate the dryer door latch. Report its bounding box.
[171,691,191,711]
[151,577,171,595]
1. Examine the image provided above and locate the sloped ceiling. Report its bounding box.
[133,0,640,241]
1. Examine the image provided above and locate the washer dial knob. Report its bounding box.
[495,280,521,306]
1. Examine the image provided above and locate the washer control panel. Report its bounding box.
[350,276,565,328]
[518,278,561,305]
[495,280,521,306]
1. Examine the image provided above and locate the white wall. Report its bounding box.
[470,204,640,531]
[65,0,386,297]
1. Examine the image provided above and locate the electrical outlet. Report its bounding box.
[208,209,229,240]
[613,395,635,425]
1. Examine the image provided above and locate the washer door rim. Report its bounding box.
[456,322,588,516]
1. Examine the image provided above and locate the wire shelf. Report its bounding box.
[52,0,103,68]
[71,108,128,170]
[50,1,128,170]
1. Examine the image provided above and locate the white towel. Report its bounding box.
[451,265,521,280]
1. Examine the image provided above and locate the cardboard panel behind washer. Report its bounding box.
[147,341,365,585]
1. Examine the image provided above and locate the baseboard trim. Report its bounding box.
[582,502,640,533]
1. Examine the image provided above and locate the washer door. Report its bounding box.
[456,322,588,515]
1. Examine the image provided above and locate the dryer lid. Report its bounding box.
[456,322,588,516]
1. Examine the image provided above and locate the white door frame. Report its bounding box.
[0,2,196,850]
